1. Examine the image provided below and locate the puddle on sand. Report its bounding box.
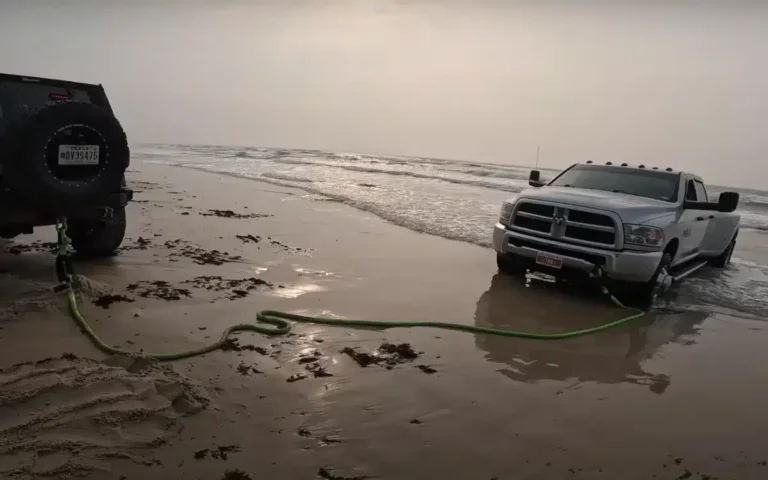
[269,283,327,299]
[293,266,339,278]
[473,273,700,393]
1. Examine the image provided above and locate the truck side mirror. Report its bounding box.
[717,191,739,212]
[528,170,545,187]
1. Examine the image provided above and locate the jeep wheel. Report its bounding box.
[67,207,126,258]
[0,229,21,240]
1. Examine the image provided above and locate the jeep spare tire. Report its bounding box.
[3,100,129,206]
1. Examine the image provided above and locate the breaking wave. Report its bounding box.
[139,144,768,242]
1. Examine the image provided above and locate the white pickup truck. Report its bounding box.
[493,162,741,304]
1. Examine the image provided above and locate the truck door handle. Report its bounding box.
[696,216,705,221]
[708,215,715,219]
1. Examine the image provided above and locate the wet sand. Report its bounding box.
[1,162,767,480]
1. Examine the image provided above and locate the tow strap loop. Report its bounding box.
[588,266,628,309]
[54,218,75,292]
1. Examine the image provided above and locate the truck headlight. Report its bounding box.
[499,200,517,226]
[624,224,664,247]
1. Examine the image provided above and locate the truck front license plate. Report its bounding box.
[536,251,563,269]
[58,145,100,166]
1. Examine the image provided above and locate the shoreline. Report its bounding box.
[142,153,768,252]
[1,160,767,479]
[136,142,768,195]
[141,159,508,249]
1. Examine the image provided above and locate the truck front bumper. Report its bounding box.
[493,223,661,283]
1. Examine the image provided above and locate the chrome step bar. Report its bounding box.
[671,251,700,267]
[671,260,709,282]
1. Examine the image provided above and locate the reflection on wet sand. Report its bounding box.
[474,273,709,393]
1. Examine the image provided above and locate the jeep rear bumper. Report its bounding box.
[0,189,133,228]
[493,223,661,283]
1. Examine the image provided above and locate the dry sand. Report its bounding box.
[1,162,768,480]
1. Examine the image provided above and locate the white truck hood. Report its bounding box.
[516,187,679,223]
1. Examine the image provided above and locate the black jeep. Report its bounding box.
[0,73,133,257]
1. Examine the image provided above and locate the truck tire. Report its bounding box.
[1,101,129,208]
[619,253,673,307]
[709,232,737,268]
[497,253,525,275]
[67,207,126,258]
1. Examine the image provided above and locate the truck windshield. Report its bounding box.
[549,165,679,202]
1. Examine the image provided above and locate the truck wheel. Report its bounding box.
[67,207,126,258]
[621,253,673,307]
[709,235,737,268]
[497,253,525,275]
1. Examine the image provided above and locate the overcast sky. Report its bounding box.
[1,1,766,188]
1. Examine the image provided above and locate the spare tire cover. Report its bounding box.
[3,100,129,205]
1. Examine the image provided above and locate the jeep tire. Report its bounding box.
[67,207,126,258]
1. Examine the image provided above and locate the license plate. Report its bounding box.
[535,251,563,269]
[58,145,100,166]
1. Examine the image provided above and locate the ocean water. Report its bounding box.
[136,143,768,318]
[136,143,768,244]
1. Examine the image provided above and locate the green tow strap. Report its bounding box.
[66,289,646,361]
[56,219,646,361]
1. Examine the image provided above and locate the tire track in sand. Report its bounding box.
[0,354,209,479]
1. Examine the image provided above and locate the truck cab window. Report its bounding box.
[694,181,708,203]
[685,179,698,201]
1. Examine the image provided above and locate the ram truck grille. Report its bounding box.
[511,201,618,248]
